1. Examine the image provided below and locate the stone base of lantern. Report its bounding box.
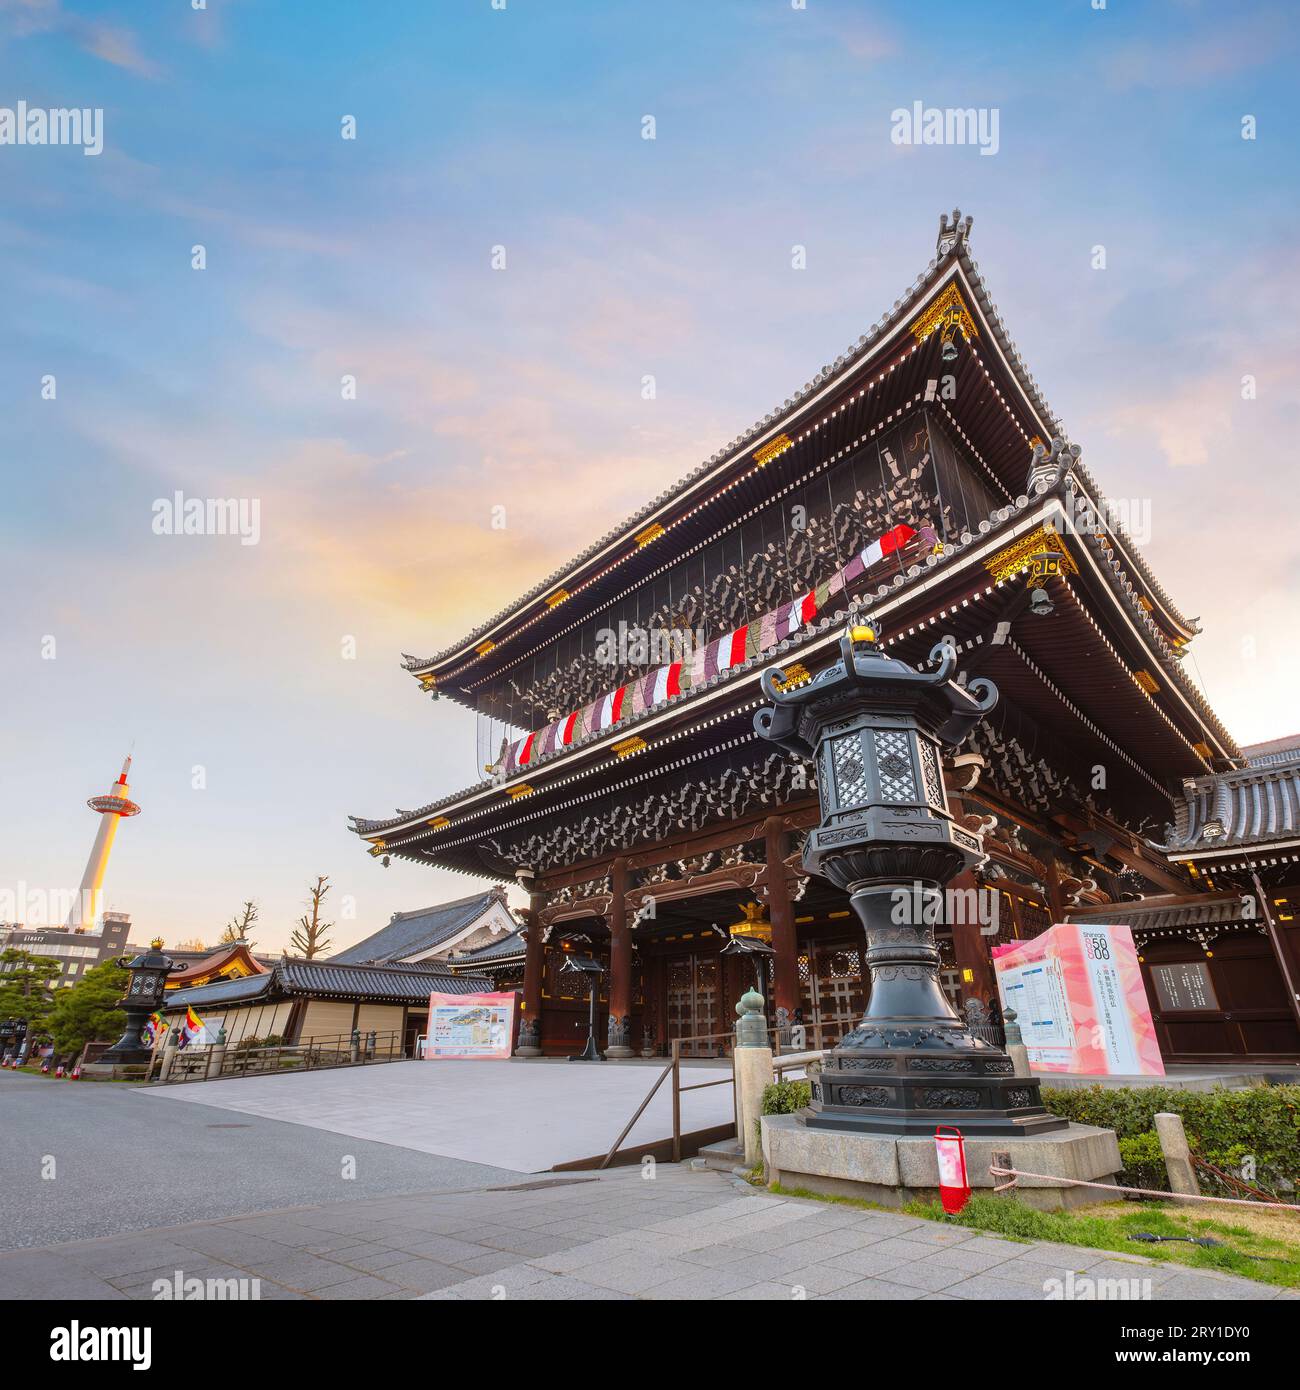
[761,1112,1122,1212]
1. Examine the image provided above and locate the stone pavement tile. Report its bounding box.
[839,1252,968,1293]
[892,1222,978,1247]
[0,1251,126,1300]
[451,1250,529,1276]
[241,1221,325,1250]
[244,1254,366,1292]
[824,1245,919,1280]
[370,1257,465,1293]
[677,1243,755,1269]
[166,1228,294,1266]
[640,1264,765,1300]
[432,1263,554,1297]
[389,1234,501,1264]
[947,1234,1032,1259]
[107,1261,240,1295]
[1154,1273,1277,1300]
[809,1209,929,1238]
[838,1234,950,1264]
[503,1276,636,1301]
[312,1274,408,1300]
[526,1218,632,1242]
[1083,1257,1181,1287]
[472,1230,577,1258]
[528,1236,638,1274]
[983,1239,1105,1269]
[816,1277,927,1300]
[943,1272,1054,1300]
[781,1262,874,1296]
[571,1252,705,1295]
[971,1255,1089,1288]
[334,1247,421,1274]
[59,1238,210,1278]
[718,1281,802,1300]
[906,1244,1023,1275]
[752,1231,870,1266]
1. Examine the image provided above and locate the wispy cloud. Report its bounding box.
[0,0,161,78]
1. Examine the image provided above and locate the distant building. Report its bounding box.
[0,911,132,988]
[330,887,521,971]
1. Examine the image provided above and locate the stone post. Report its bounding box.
[517,883,545,1057]
[159,1025,180,1082]
[606,857,634,1058]
[350,1028,360,1064]
[1003,1007,1032,1078]
[1154,1112,1200,1197]
[205,1027,228,1079]
[734,989,775,1166]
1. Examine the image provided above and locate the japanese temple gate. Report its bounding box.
[350,211,1300,1066]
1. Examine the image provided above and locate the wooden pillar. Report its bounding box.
[607,857,634,1057]
[949,868,997,1008]
[518,886,545,1056]
[765,817,801,1027]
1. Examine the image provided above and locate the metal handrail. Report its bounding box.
[155,1029,407,1082]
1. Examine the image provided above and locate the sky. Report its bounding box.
[2,0,1297,956]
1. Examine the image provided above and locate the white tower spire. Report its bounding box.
[67,754,141,931]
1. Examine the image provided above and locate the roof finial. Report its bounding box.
[937,208,973,256]
[1027,435,1081,495]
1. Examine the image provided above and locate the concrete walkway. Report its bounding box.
[0,1164,1289,1302]
[141,1058,734,1171]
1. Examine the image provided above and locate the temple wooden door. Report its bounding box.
[798,938,867,1046]
[665,950,722,1056]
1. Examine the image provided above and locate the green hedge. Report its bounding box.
[1042,1083,1300,1197]
[761,1079,811,1115]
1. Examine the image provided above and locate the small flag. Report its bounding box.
[179,1006,205,1049]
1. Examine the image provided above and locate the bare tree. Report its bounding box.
[220,900,259,948]
[289,876,333,959]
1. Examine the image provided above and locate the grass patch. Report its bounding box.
[767,1181,1300,1288]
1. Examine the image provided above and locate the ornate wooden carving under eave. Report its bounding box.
[538,893,613,927]
[1058,875,1110,907]
[626,861,767,920]
[945,752,985,793]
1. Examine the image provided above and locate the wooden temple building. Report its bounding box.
[349,211,1300,1066]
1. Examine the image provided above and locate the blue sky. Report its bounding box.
[2,0,1297,953]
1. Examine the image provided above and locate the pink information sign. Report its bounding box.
[992,922,1163,1076]
[426,990,518,1059]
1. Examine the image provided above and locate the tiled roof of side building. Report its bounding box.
[328,887,509,964]
[448,928,527,964]
[165,973,276,1010]
[1160,761,1300,855]
[1240,735,1300,768]
[277,959,492,1001]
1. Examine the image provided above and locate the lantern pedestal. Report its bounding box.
[96,940,178,1068]
[761,1112,1122,1213]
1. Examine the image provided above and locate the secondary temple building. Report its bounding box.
[349,211,1300,1067]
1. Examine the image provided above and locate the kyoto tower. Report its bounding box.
[67,755,141,931]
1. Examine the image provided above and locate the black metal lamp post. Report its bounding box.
[755,620,1065,1136]
[99,938,179,1066]
[562,955,606,1062]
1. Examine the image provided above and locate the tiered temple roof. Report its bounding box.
[350,211,1239,877]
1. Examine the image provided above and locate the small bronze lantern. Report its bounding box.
[99,937,179,1065]
[756,620,1065,1136]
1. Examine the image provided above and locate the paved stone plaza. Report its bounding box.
[1,1159,1290,1302]
[143,1058,735,1171]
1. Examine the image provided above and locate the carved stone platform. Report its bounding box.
[762,1112,1121,1212]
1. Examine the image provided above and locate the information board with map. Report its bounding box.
[425,990,518,1059]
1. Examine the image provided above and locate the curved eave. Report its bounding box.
[350,493,1229,854]
[403,224,1063,690]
